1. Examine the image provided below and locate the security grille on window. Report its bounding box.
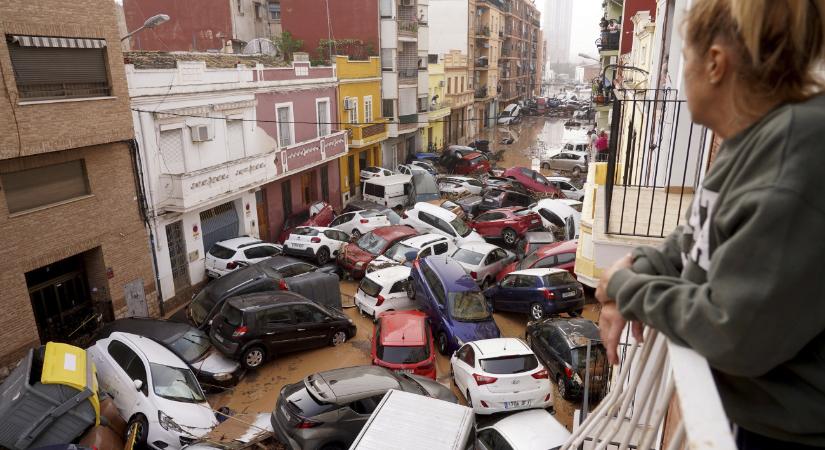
[0,160,91,213]
[277,106,293,147]
[381,49,393,71]
[7,35,111,101]
[382,99,394,118]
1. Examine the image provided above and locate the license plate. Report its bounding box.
[504,400,529,409]
[562,291,576,298]
[292,243,305,249]
[395,369,413,374]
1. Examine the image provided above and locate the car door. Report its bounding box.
[452,344,476,394]
[330,212,356,234]
[473,212,504,237]
[539,328,564,377]
[291,304,333,349]
[512,274,539,313]
[494,274,518,311]
[98,339,148,418]
[337,394,386,443]
[324,229,349,255]
[555,252,576,274]
[259,305,301,353]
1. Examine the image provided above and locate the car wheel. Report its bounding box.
[530,303,544,321]
[557,375,571,400]
[241,346,266,370]
[352,229,362,239]
[316,247,330,265]
[502,228,518,245]
[126,415,149,448]
[437,332,449,355]
[541,162,551,170]
[331,330,348,346]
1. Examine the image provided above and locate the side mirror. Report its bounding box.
[133,379,143,391]
[404,250,419,262]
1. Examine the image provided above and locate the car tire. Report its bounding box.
[352,229,362,239]
[541,162,551,170]
[437,332,449,355]
[241,346,266,370]
[557,375,572,401]
[316,247,330,265]
[331,330,348,346]
[502,228,518,245]
[530,303,544,321]
[126,414,149,448]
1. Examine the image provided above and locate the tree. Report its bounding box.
[274,31,303,62]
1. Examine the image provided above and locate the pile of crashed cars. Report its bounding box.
[0,143,607,450]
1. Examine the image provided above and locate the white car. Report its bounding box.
[547,176,584,201]
[354,265,417,320]
[397,164,430,176]
[559,198,583,212]
[360,166,394,180]
[204,237,281,278]
[282,226,349,265]
[367,233,456,272]
[400,202,484,245]
[329,209,391,238]
[451,338,552,415]
[88,332,218,449]
[450,242,515,289]
[530,199,581,240]
[476,409,571,450]
[438,176,484,197]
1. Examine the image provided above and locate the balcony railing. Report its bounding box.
[598,30,621,51]
[475,26,491,36]
[398,113,417,124]
[398,68,418,80]
[345,120,388,146]
[474,87,488,99]
[604,89,709,238]
[562,329,736,450]
[398,20,419,35]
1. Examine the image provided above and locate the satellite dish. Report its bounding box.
[242,38,280,57]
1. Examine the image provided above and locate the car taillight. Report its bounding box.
[473,373,498,386]
[360,219,369,223]
[470,271,478,279]
[226,261,237,269]
[543,289,555,300]
[375,295,385,306]
[311,237,321,243]
[294,418,322,429]
[232,326,248,337]
[532,368,549,379]
[564,366,574,378]
[279,279,289,290]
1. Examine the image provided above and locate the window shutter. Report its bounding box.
[8,44,110,100]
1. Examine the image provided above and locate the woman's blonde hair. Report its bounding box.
[686,0,825,102]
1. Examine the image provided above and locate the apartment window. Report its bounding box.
[417,97,427,113]
[237,0,243,13]
[7,36,110,101]
[281,180,292,217]
[227,119,246,159]
[254,2,263,19]
[159,128,186,174]
[276,104,294,147]
[364,96,373,123]
[381,49,393,71]
[447,78,452,94]
[320,166,330,202]
[461,77,465,92]
[268,2,281,20]
[382,99,394,118]
[347,97,359,124]
[379,0,392,17]
[316,99,330,136]
[1,160,90,214]
[428,54,438,64]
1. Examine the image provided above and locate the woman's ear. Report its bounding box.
[706,44,729,85]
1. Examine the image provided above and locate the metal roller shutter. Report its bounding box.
[200,202,240,255]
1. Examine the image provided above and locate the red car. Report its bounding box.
[453,152,491,175]
[337,225,417,278]
[370,310,436,379]
[277,201,336,243]
[502,167,564,198]
[496,239,578,281]
[469,207,543,245]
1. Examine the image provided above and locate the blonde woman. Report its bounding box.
[596,1,825,448]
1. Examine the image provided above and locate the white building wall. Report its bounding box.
[427,0,468,55]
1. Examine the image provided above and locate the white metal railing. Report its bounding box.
[562,329,736,450]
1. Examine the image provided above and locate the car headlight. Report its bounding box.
[213,372,233,381]
[158,410,183,432]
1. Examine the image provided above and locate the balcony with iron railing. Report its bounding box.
[475,25,491,37]
[598,30,621,53]
[398,20,419,37]
[398,67,418,83]
[345,118,388,148]
[474,86,489,99]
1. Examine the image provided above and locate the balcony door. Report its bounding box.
[301,171,317,205]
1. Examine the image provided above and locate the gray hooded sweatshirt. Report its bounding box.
[607,93,825,446]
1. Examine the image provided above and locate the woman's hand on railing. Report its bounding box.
[596,253,644,364]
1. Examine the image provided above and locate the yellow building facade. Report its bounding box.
[335,55,388,205]
[425,59,451,151]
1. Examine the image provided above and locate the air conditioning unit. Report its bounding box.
[344,98,357,110]
[400,0,413,6]
[190,125,213,142]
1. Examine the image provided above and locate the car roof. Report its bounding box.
[110,332,189,368]
[364,174,413,185]
[379,311,428,346]
[546,176,572,183]
[486,409,571,449]
[214,236,263,250]
[523,231,555,242]
[400,233,447,248]
[535,239,578,256]
[471,338,532,358]
[462,152,483,159]
[294,226,336,232]
[535,199,578,218]
[423,255,478,291]
[258,255,312,271]
[371,225,417,239]
[510,268,568,277]
[365,265,412,283]
[456,241,499,254]
[101,318,194,343]
[560,199,583,207]
[413,202,458,220]
[539,318,601,347]
[226,291,309,310]
[306,365,400,404]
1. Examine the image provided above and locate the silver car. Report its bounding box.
[271,365,457,450]
[451,242,515,289]
[541,151,588,177]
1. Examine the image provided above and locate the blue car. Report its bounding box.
[410,255,501,355]
[483,268,585,321]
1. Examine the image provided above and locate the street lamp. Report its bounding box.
[578,53,600,62]
[121,14,171,41]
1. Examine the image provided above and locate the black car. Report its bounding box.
[95,318,244,390]
[477,188,532,214]
[209,291,356,369]
[515,231,556,260]
[455,195,483,220]
[525,318,610,400]
[187,256,341,330]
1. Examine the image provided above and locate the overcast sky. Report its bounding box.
[536,0,603,63]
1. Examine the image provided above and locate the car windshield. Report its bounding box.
[168,330,211,363]
[513,208,532,216]
[534,171,550,185]
[208,245,235,260]
[452,248,484,265]
[519,251,544,270]
[361,210,385,218]
[543,272,578,285]
[384,242,417,262]
[150,363,206,403]
[221,302,244,327]
[479,354,539,374]
[450,217,472,237]
[189,289,216,327]
[291,227,319,236]
[359,276,383,298]
[377,344,430,364]
[364,167,381,173]
[448,291,492,322]
[357,232,389,256]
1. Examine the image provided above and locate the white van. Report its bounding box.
[349,389,475,450]
[362,174,413,209]
[498,103,521,125]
